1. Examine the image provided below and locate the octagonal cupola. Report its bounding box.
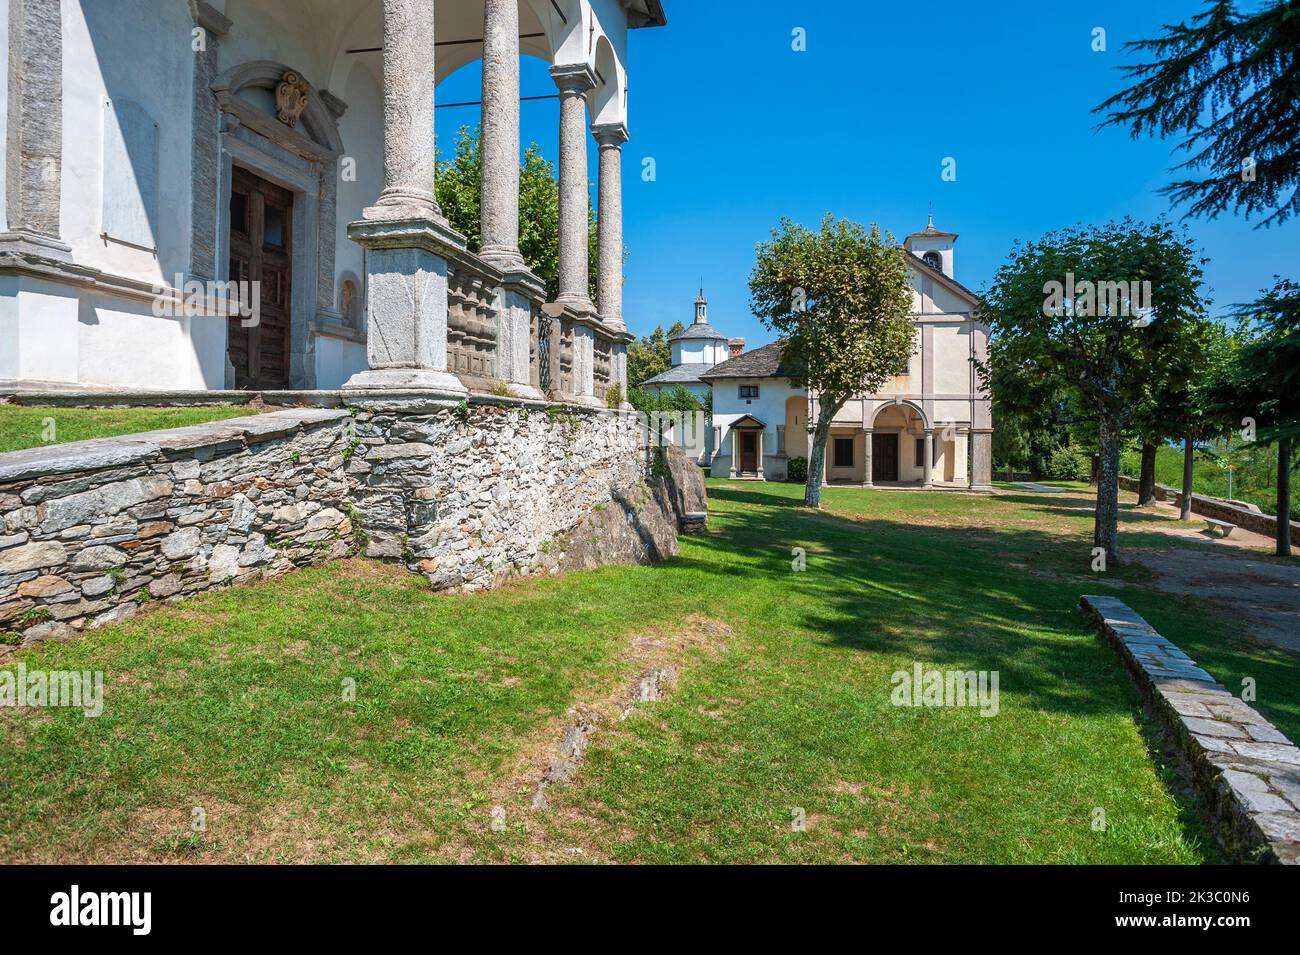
[669,288,730,366]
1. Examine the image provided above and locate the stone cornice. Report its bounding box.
[190,1,232,37]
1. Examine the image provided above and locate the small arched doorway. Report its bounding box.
[870,402,929,484]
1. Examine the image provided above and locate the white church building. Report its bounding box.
[640,289,741,405]
[704,218,994,490]
[0,0,664,398]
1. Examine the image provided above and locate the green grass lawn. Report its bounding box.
[4,479,1296,863]
[0,405,254,454]
[1120,442,1296,519]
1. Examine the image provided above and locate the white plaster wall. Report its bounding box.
[712,376,802,474]
[62,0,196,285]
[0,276,18,380]
[0,278,81,384]
[314,333,366,390]
[933,322,973,394]
[75,295,225,390]
[335,58,383,309]
[671,338,728,366]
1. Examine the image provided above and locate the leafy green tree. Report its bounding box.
[749,215,914,508]
[1127,316,1220,506]
[978,219,1207,563]
[1210,278,1300,555]
[626,321,685,389]
[436,126,598,301]
[1096,0,1300,226]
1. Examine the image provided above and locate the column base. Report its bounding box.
[599,313,628,334]
[556,294,597,317]
[481,247,528,273]
[342,367,468,398]
[503,383,545,401]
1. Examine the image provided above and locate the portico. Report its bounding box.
[0,0,661,398]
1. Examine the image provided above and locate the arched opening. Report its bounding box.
[871,402,929,484]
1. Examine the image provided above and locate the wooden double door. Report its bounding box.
[872,432,899,482]
[228,166,293,390]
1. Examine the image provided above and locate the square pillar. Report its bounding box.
[971,430,993,491]
[496,272,544,399]
[923,430,935,489]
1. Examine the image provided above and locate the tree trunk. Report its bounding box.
[1180,434,1194,521]
[1090,454,1100,487]
[1095,416,1122,565]
[804,394,836,509]
[1276,437,1292,559]
[1137,443,1158,506]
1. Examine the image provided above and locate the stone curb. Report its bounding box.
[1081,594,1300,864]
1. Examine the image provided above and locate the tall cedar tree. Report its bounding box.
[749,216,914,508]
[978,219,1206,564]
[1096,0,1300,226]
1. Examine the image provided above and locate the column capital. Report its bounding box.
[592,122,630,147]
[550,62,598,94]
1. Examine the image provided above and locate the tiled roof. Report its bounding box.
[641,363,715,386]
[698,340,795,381]
[668,322,728,343]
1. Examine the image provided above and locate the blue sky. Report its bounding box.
[438,0,1297,348]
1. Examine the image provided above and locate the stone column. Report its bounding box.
[550,64,597,315]
[1,0,71,259]
[923,430,934,488]
[970,431,993,491]
[592,123,628,331]
[479,0,525,271]
[756,429,765,479]
[370,0,442,221]
[343,0,468,398]
[729,427,738,478]
[863,429,874,487]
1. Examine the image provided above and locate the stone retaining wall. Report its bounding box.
[1081,595,1300,864]
[1,410,356,650]
[1118,474,1299,546]
[1,399,698,653]
[346,399,665,592]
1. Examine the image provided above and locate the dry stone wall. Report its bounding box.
[1,410,355,649]
[346,399,663,592]
[1,400,696,653]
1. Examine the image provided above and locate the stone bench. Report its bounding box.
[1204,517,1237,538]
[1081,595,1300,864]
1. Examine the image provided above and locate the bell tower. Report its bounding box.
[904,213,958,278]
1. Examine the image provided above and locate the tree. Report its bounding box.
[626,321,685,389]
[749,216,914,508]
[1096,0,1300,227]
[1126,316,1219,507]
[1210,278,1300,556]
[437,126,599,301]
[986,350,1077,478]
[978,219,1207,563]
